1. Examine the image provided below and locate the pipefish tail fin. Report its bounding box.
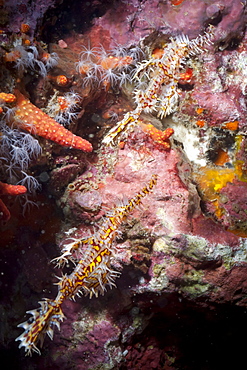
[15,299,65,356]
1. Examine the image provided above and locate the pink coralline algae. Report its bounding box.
[65,131,198,234]
[1,0,57,36]
[92,0,247,47]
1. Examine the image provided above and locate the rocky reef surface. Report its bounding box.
[1,0,247,369]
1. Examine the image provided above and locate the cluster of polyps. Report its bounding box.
[45,91,81,126]
[75,44,143,89]
[4,44,58,77]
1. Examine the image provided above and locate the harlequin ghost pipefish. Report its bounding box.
[16,174,158,355]
[102,28,213,146]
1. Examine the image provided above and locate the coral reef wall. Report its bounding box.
[2,0,247,369]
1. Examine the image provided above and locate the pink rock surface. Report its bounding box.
[2,0,56,35]
[92,0,247,49]
[65,128,200,234]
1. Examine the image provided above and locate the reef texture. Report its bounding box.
[1,0,247,369]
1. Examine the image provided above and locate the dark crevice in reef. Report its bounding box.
[119,295,247,370]
[39,0,115,43]
[3,291,247,369]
